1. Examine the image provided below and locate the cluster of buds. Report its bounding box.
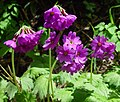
[4,26,44,53]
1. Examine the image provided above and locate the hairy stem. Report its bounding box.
[11,49,20,92]
[90,57,94,84]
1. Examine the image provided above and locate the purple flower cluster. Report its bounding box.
[4,27,44,53]
[91,36,116,59]
[44,6,77,31]
[56,31,88,74]
[43,31,60,50]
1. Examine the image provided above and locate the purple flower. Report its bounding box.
[44,6,61,22]
[62,62,83,75]
[56,45,75,63]
[44,5,77,30]
[4,26,44,53]
[43,31,60,50]
[4,40,16,49]
[63,31,81,50]
[91,36,115,59]
[75,44,88,64]
[55,31,88,74]
[103,42,116,59]
[65,15,77,28]
[52,16,67,31]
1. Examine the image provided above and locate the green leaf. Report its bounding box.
[104,72,120,88]
[54,89,73,102]
[105,23,117,34]
[0,44,10,57]
[94,22,105,31]
[109,34,118,43]
[27,53,54,68]
[85,94,107,102]
[15,91,36,102]
[83,1,96,12]
[117,31,120,39]
[0,78,8,102]
[72,88,92,102]
[116,42,120,52]
[59,71,80,84]
[5,82,18,100]
[33,75,56,99]
[108,98,120,102]
[20,76,34,91]
[23,67,49,79]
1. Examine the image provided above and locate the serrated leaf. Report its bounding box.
[72,88,92,102]
[94,22,105,31]
[93,82,110,98]
[116,42,120,52]
[33,75,56,99]
[85,73,103,86]
[105,23,117,34]
[109,34,118,43]
[117,31,120,39]
[0,78,8,101]
[20,76,34,91]
[104,72,120,88]
[59,71,80,84]
[73,74,88,88]
[108,98,120,102]
[5,82,18,100]
[54,89,73,102]
[85,94,107,102]
[15,91,36,102]
[23,67,49,79]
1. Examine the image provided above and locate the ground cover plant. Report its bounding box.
[0,0,120,102]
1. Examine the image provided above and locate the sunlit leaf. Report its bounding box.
[20,76,34,91]
[54,88,73,102]
[116,42,120,52]
[33,75,56,99]
[5,82,18,100]
[104,72,120,88]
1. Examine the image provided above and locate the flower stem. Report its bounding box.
[11,49,20,92]
[90,57,94,84]
[47,29,51,102]
[0,64,13,81]
[51,59,57,95]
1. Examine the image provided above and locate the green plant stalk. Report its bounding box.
[47,29,51,102]
[109,5,120,24]
[11,49,20,92]
[93,58,97,73]
[0,64,13,81]
[51,59,57,96]
[90,57,94,84]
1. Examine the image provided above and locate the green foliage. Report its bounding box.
[0,78,8,102]
[20,76,34,91]
[104,72,120,88]
[94,22,120,52]
[38,27,49,45]
[33,75,56,100]
[23,67,49,79]
[0,1,120,102]
[0,2,19,57]
[27,52,55,68]
[59,71,80,85]
[15,91,36,102]
[54,89,73,102]
[5,82,18,100]
[0,43,10,57]
[72,88,92,102]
